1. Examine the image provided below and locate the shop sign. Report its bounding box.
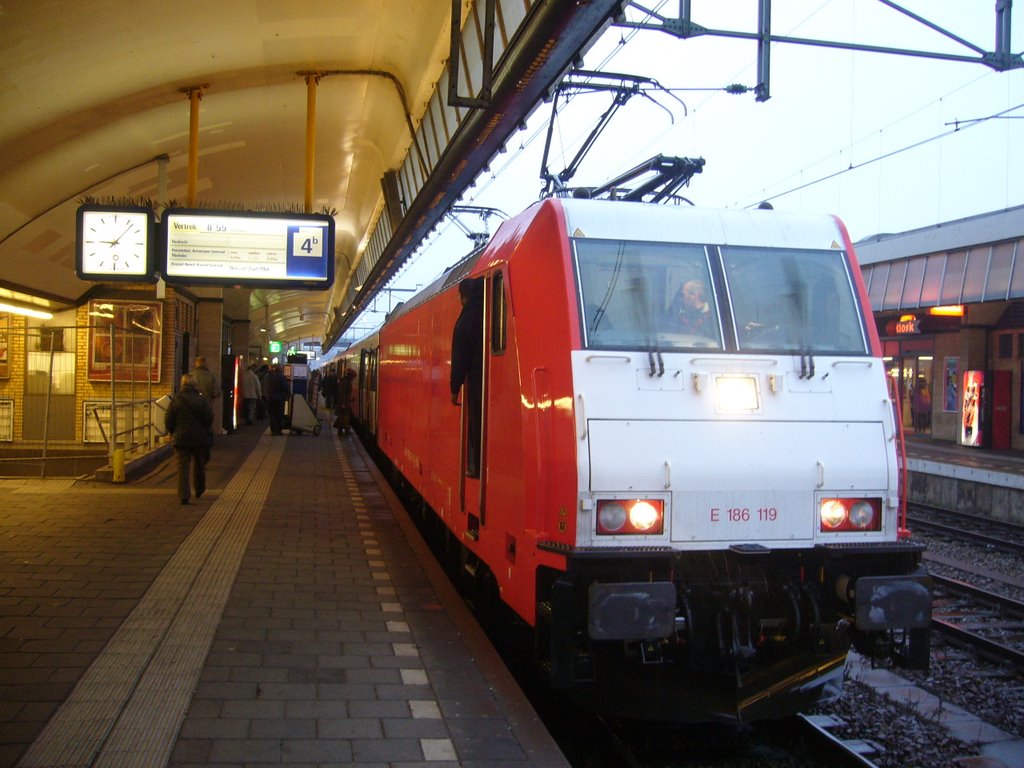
[893,314,920,335]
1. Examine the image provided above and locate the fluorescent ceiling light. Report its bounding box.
[0,301,54,320]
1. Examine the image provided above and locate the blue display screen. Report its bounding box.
[161,209,335,289]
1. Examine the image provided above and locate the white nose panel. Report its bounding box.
[587,419,889,544]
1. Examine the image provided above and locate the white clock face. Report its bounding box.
[80,210,150,276]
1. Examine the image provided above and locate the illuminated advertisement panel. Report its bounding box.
[959,370,985,448]
[160,209,334,289]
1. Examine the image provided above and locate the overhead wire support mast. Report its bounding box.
[618,0,1022,102]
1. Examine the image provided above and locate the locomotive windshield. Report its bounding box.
[575,238,868,355]
[722,246,867,355]
[575,239,723,351]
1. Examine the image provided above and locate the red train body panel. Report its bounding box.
[373,200,579,623]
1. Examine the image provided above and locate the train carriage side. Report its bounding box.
[530,198,931,722]
[366,207,576,626]
[374,270,466,524]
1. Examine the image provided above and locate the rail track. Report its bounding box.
[793,714,884,768]
[930,573,1024,669]
[905,504,1024,669]
[907,504,1024,557]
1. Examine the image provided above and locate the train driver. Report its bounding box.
[667,279,712,336]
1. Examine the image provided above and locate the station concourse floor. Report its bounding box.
[0,420,568,768]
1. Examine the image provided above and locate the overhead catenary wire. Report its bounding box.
[737,98,1024,210]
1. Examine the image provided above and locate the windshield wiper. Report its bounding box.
[647,350,665,377]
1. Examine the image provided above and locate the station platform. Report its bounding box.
[905,434,1024,488]
[0,420,568,767]
[903,434,1024,522]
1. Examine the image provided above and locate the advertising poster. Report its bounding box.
[88,300,162,382]
[943,357,958,412]
[959,369,984,447]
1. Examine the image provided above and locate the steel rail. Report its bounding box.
[795,714,882,768]
[931,573,1024,668]
[931,618,1024,668]
[906,508,1024,557]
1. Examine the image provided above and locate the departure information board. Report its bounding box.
[161,209,334,289]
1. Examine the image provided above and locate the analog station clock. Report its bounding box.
[76,204,155,281]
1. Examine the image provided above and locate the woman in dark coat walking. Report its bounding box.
[165,373,214,504]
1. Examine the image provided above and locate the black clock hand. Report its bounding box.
[110,222,135,246]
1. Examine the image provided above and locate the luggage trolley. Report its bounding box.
[283,355,321,435]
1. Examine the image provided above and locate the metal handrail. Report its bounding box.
[86,396,165,456]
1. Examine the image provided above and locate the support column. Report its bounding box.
[231,321,251,363]
[196,299,224,436]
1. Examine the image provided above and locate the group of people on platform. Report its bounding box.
[164,355,295,505]
[166,274,482,505]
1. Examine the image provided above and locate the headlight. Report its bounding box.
[820,499,847,529]
[629,501,660,531]
[819,498,882,532]
[597,502,627,533]
[849,501,875,529]
[714,374,760,414]
[597,499,665,535]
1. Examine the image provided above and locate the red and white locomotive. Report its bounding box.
[338,197,931,722]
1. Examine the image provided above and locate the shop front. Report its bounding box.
[883,335,934,435]
[877,310,963,442]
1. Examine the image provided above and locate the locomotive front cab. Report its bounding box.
[535,201,931,722]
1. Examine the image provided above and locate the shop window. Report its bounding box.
[0,399,13,441]
[24,325,76,440]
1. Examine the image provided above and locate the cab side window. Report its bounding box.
[491,272,507,354]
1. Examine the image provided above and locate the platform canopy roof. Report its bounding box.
[0,0,622,357]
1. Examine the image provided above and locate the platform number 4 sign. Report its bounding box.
[292,227,323,259]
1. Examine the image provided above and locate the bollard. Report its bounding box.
[112,447,126,483]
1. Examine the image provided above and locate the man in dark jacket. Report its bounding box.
[191,355,222,436]
[450,276,484,477]
[265,364,290,435]
[165,373,214,505]
[321,368,338,411]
